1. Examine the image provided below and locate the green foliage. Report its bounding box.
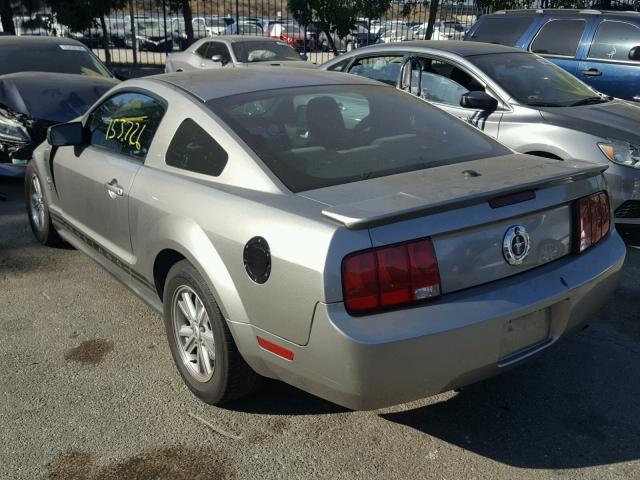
[289,0,391,36]
[46,0,125,32]
[474,0,533,9]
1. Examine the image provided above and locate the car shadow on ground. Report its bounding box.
[380,300,640,470]
[225,378,349,415]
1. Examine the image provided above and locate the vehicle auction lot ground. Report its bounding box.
[1,176,639,480]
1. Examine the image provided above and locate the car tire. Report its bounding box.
[25,163,61,246]
[163,260,260,404]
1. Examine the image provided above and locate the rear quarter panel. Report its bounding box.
[128,82,372,345]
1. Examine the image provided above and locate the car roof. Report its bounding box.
[352,40,523,57]
[152,68,383,102]
[216,35,280,43]
[0,36,86,47]
[488,8,640,17]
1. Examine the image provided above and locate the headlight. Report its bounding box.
[598,140,640,168]
[0,115,30,144]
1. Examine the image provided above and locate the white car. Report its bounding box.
[165,36,314,72]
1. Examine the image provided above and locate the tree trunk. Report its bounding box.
[128,0,137,65]
[181,0,193,48]
[100,13,111,67]
[0,0,16,35]
[323,27,338,56]
[425,0,440,40]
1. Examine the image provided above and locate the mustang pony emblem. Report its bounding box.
[503,225,530,265]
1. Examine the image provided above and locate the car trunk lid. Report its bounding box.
[301,154,607,295]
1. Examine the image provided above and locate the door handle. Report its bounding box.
[582,68,602,77]
[105,179,124,198]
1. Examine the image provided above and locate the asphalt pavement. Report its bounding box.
[1,176,639,480]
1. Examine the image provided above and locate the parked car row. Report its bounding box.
[322,39,640,226]
[0,9,636,411]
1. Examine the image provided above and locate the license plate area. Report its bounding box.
[499,308,551,363]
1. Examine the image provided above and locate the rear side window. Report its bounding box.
[349,56,404,86]
[87,91,166,159]
[589,20,640,61]
[165,118,228,176]
[531,19,586,57]
[467,17,533,45]
[326,58,351,72]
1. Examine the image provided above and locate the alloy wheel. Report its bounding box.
[29,174,45,232]
[171,285,216,382]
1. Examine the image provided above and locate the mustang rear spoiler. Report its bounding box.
[321,157,607,230]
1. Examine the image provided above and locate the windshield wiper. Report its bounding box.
[569,96,610,107]
[526,101,564,107]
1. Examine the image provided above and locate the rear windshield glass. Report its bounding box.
[467,17,533,45]
[469,52,601,107]
[232,40,300,63]
[0,43,112,77]
[208,85,510,192]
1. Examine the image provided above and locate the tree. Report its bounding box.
[0,0,16,35]
[46,0,125,67]
[163,0,193,49]
[289,0,392,55]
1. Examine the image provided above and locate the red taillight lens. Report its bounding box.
[342,239,441,314]
[576,191,610,253]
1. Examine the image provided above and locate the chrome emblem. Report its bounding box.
[503,225,530,266]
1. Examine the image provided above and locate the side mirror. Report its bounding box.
[460,91,498,111]
[113,67,131,81]
[211,54,223,63]
[47,122,84,147]
[629,46,640,61]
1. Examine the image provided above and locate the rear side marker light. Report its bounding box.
[575,191,610,253]
[257,336,294,361]
[342,238,441,314]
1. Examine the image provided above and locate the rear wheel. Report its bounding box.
[25,165,61,246]
[163,260,260,404]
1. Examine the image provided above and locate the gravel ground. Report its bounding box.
[1,176,639,480]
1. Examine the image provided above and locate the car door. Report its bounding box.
[401,56,503,139]
[578,19,640,101]
[53,91,166,264]
[529,16,592,76]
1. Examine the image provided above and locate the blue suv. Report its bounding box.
[465,9,640,101]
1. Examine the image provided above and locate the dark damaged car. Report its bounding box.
[0,36,117,173]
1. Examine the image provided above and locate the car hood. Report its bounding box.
[538,99,640,144]
[0,72,117,123]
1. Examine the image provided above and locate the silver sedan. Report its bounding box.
[27,68,625,409]
[165,35,314,72]
[321,41,640,225]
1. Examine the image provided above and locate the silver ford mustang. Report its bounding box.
[26,69,626,410]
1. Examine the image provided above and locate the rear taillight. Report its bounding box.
[575,191,610,253]
[342,238,441,314]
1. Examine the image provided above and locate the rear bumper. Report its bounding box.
[230,232,626,410]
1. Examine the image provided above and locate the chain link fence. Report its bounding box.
[3,0,637,68]
[4,1,490,67]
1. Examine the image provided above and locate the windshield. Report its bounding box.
[0,43,112,78]
[204,18,224,27]
[208,85,510,192]
[139,20,162,31]
[469,52,604,107]
[233,40,301,63]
